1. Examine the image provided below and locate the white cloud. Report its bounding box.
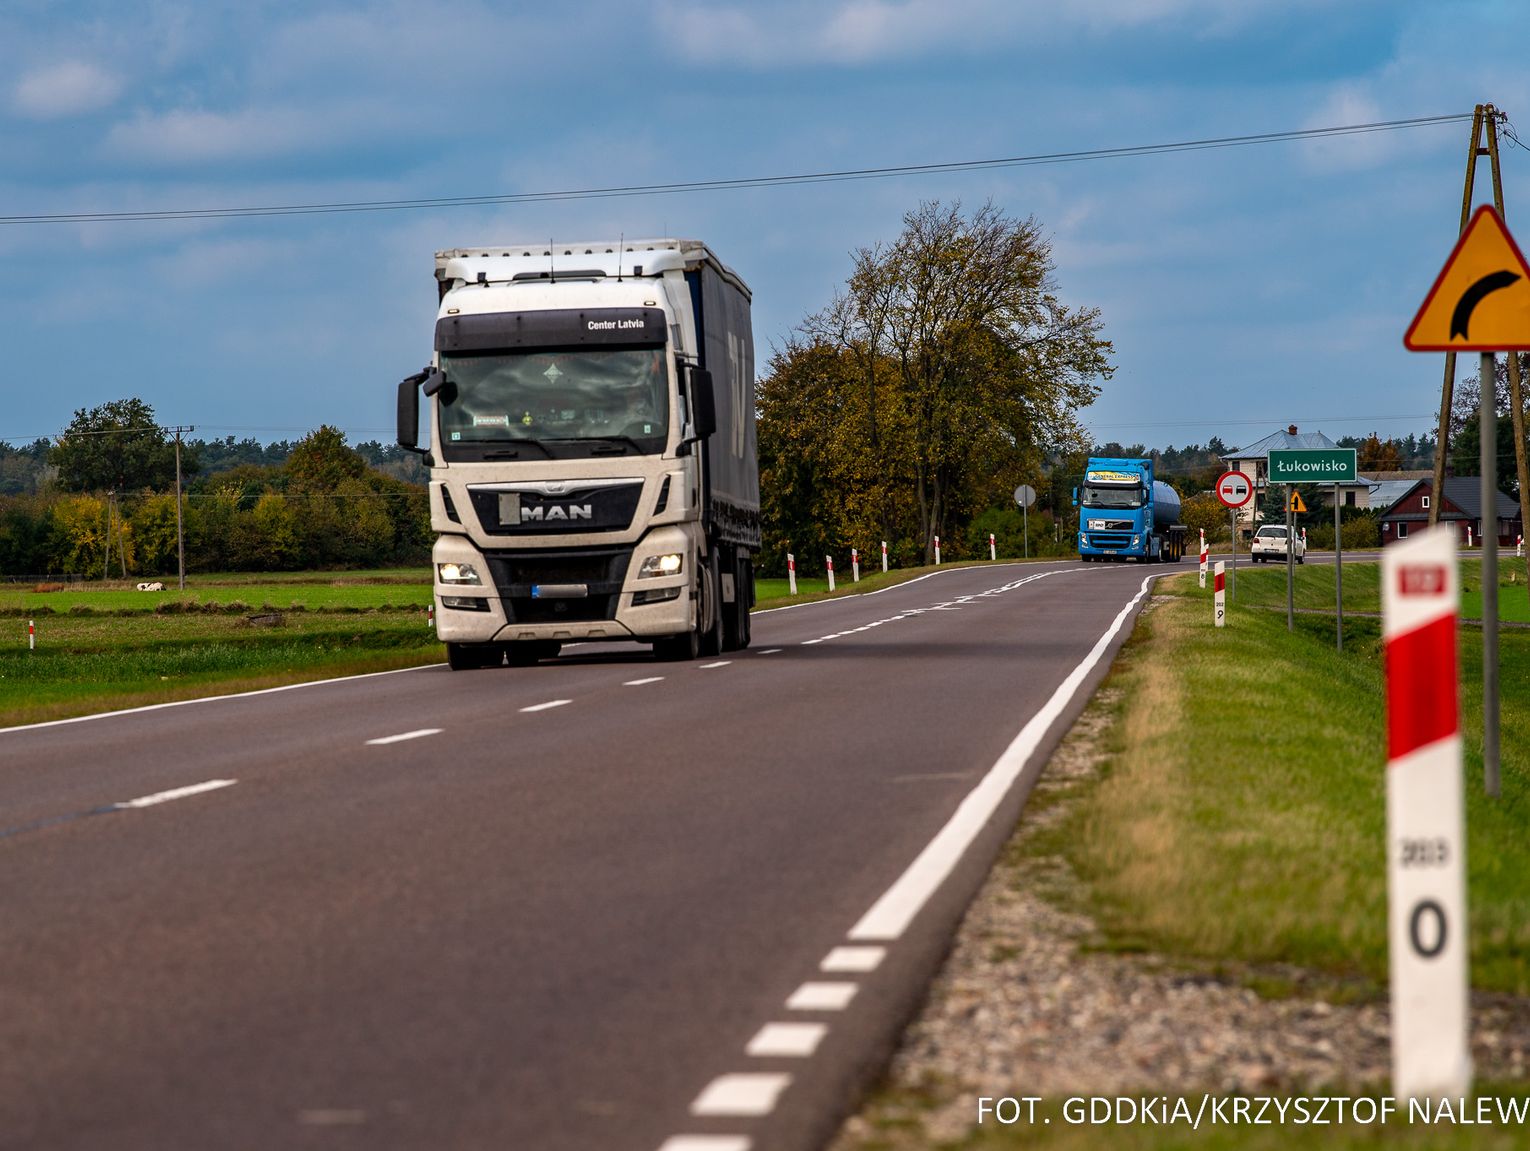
[102,102,413,165]
[653,0,1322,67]
[12,59,123,119]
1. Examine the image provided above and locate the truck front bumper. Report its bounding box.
[432,529,695,645]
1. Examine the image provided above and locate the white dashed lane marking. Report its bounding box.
[657,1137,751,1151]
[820,946,885,973]
[784,982,858,1011]
[520,700,573,713]
[115,779,238,808]
[689,1073,792,1117]
[365,728,442,746]
[744,1022,827,1058]
[624,677,665,686]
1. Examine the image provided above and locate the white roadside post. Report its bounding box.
[989,532,996,562]
[1518,535,1524,558]
[29,619,36,651]
[934,535,941,565]
[1213,562,1225,628]
[881,540,888,573]
[1383,525,1470,1101]
[826,555,836,592]
[1467,525,1474,549]
[1199,528,1208,589]
[427,601,434,629]
[851,547,860,582]
[787,553,797,596]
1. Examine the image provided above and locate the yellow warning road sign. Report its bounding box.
[1405,204,1530,351]
[1290,490,1307,513]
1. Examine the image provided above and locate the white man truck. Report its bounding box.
[396,239,759,669]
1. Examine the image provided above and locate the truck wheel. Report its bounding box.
[722,554,752,651]
[698,550,722,658]
[654,630,698,661]
[446,642,497,670]
[504,641,560,667]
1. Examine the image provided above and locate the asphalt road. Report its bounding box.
[1,560,1165,1151]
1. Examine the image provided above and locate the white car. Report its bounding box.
[1250,524,1306,564]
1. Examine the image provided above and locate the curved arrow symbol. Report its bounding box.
[1451,269,1521,339]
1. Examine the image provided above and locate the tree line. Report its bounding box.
[0,400,428,578]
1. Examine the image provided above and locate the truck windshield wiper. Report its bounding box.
[546,435,648,454]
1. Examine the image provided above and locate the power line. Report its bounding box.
[0,114,1473,226]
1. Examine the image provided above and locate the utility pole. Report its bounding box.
[1430,104,1530,584]
[165,425,194,590]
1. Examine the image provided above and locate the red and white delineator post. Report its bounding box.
[1199,529,1208,588]
[1383,525,1470,1100]
[787,553,797,596]
[934,536,942,565]
[826,555,836,592]
[1518,534,1524,558]
[427,601,434,628]
[1213,562,1225,627]
[851,548,860,582]
[28,619,35,651]
[989,533,996,561]
[881,540,888,573]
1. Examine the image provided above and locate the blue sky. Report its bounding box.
[3,0,1528,455]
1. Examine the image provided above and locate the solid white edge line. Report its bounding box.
[847,573,1157,942]
[520,699,573,713]
[115,779,237,809]
[0,663,437,735]
[365,728,443,746]
[689,1073,793,1117]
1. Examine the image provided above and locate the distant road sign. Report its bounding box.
[1290,490,1307,513]
[1215,471,1253,508]
[1013,484,1036,509]
[1269,448,1357,484]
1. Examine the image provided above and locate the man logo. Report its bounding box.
[521,503,593,523]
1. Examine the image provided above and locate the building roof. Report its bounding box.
[1367,479,1418,511]
[1221,427,1339,461]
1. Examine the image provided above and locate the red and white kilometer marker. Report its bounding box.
[1213,561,1225,627]
[1383,525,1470,1100]
[1199,529,1209,588]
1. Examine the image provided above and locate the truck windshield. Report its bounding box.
[1082,483,1145,509]
[438,347,668,458]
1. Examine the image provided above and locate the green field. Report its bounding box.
[1,571,440,726]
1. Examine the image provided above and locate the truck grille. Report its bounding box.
[1086,532,1134,549]
[468,482,643,536]
[482,546,633,624]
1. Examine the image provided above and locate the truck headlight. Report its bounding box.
[638,553,684,578]
[1132,536,1140,547]
[437,561,482,585]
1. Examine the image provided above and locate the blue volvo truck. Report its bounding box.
[1075,457,1186,563]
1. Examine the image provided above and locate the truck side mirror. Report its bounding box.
[689,367,717,440]
[396,367,436,456]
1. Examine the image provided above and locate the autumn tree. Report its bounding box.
[780,200,1113,563]
[1357,432,1403,473]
